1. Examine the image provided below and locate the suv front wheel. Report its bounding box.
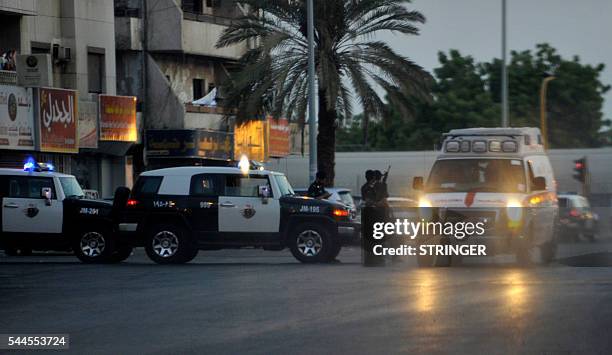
[289,223,337,263]
[145,224,198,264]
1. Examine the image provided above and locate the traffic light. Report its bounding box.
[573,157,587,183]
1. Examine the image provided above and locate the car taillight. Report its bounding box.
[333,208,350,217]
[127,199,139,207]
[569,209,580,217]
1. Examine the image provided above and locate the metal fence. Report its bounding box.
[0,70,17,85]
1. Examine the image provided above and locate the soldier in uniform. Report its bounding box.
[307,171,332,200]
[361,170,377,207]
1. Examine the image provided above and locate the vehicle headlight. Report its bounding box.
[506,199,523,223]
[418,197,433,208]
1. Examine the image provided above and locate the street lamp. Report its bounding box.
[540,75,555,150]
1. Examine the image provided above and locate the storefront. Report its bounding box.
[0,84,138,198]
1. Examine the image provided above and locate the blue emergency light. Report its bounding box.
[23,158,55,172]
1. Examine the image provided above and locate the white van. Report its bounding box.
[412,127,558,266]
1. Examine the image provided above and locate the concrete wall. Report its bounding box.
[71,0,117,96]
[267,148,612,198]
[115,16,142,51]
[145,54,185,129]
[0,0,36,15]
[116,50,143,98]
[146,0,182,52]
[182,19,246,60]
[153,53,216,103]
[184,111,226,130]
[18,0,116,96]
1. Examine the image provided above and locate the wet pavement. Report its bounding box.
[1,240,612,354]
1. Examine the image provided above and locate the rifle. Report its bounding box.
[382,165,391,183]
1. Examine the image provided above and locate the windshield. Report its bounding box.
[274,174,295,196]
[426,159,526,193]
[338,191,355,206]
[59,177,85,198]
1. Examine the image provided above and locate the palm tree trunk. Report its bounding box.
[317,89,336,186]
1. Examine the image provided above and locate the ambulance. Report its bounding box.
[412,127,558,266]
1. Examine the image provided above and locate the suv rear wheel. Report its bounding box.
[289,223,337,263]
[73,226,116,263]
[145,224,197,264]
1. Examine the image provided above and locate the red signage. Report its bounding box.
[38,88,78,153]
[268,117,290,157]
[99,95,137,142]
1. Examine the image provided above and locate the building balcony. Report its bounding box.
[146,0,247,60]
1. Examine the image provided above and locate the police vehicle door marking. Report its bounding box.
[79,207,99,215]
[299,205,320,213]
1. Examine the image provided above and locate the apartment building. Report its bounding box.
[0,0,136,198]
[114,0,251,170]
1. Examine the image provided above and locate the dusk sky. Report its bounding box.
[378,0,612,122]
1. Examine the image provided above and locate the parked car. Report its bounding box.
[557,194,598,242]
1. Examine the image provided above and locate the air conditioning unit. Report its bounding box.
[52,44,71,62]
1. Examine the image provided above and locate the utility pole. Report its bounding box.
[141,0,148,171]
[307,0,317,182]
[501,0,509,127]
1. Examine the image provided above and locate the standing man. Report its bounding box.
[307,171,331,200]
[361,170,377,207]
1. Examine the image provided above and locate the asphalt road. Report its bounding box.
[2,239,612,354]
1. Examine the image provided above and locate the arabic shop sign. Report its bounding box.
[146,130,199,157]
[234,120,268,162]
[0,85,35,150]
[146,129,233,160]
[78,98,98,149]
[37,87,78,153]
[268,117,290,158]
[198,130,233,160]
[99,95,137,142]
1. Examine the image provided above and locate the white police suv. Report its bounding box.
[0,160,132,263]
[119,166,353,264]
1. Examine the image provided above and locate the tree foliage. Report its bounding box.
[338,44,611,150]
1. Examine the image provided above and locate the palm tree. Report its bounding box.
[217,0,431,185]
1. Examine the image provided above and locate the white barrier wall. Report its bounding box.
[267,148,612,197]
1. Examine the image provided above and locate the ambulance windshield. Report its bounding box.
[426,159,526,193]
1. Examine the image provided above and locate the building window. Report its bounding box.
[88,51,105,94]
[193,78,205,100]
[183,0,203,14]
[31,42,50,54]
[206,0,214,8]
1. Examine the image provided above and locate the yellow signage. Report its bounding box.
[234,120,268,162]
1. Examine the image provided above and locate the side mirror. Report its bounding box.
[41,187,52,205]
[412,176,424,191]
[533,176,547,191]
[258,185,271,199]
